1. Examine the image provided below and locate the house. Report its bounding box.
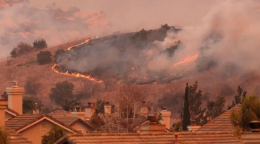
[1,81,95,144]
[54,117,95,133]
[55,132,242,144]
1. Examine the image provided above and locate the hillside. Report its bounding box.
[0,38,93,104]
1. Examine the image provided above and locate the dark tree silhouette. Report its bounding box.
[182,83,190,131]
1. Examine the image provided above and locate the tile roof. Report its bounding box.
[55,132,242,144]
[6,114,41,130]
[48,110,72,118]
[55,117,95,130]
[198,104,241,132]
[6,114,80,133]
[5,127,32,144]
[5,108,19,116]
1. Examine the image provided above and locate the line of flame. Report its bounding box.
[52,36,103,83]
[173,54,199,67]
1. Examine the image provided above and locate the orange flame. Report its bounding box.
[52,36,103,83]
[173,54,198,67]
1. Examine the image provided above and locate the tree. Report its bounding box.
[10,48,18,58]
[95,99,105,114]
[41,126,65,144]
[240,94,260,130]
[206,96,226,120]
[54,49,65,63]
[234,86,247,104]
[1,92,8,100]
[160,24,171,31]
[90,112,105,129]
[37,51,52,65]
[0,127,10,144]
[24,76,41,95]
[182,83,190,131]
[188,81,207,125]
[61,99,77,111]
[49,81,74,105]
[23,97,36,114]
[33,39,47,50]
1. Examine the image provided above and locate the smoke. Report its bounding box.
[57,0,260,103]
[0,0,113,59]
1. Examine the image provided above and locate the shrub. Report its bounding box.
[33,39,47,50]
[173,121,182,132]
[37,51,52,65]
[10,42,33,58]
[42,126,65,144]
[54,49,65,63]
[0,127,10,144]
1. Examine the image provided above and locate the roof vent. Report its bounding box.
[250,121,260,132]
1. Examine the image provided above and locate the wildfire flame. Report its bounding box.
[172,54,198,67]
[52,36,103,83]
[51,35,199,83]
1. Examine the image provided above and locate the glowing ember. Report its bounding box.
[52,36,103,83]
[173,54,198,67]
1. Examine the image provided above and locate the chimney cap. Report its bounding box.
[11,81,18,88]
[88,102,91,106]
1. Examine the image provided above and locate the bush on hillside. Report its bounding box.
[10,42,33,58]
[37,51,52,65]
[54,49,65,63]
[33,39,47,50]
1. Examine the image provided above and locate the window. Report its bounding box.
[77,129,83,133]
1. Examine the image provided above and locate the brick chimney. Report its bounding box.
[0,100,8,126]
[104,102,111,115]
[6,81,24,114]
[139,115,166,133]
[85,102,92,118]
[71,102,85,120]
[161,107,171,130]
[141,101,148,117]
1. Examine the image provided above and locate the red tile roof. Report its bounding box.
[198,104,241,132]
[55,132,242,144]
[55,117,95,130]
[5,108,19,116]
[6,114,80,133]
[5,127,32,144]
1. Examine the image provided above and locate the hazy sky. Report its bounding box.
[29,0,218,28]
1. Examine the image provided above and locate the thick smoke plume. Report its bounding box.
[58,0,260,104]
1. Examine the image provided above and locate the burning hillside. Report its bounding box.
[52,26,201,84]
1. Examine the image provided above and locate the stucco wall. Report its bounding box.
[71,121,90,133]
[5,112,13,120]
[20,119,70,144]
